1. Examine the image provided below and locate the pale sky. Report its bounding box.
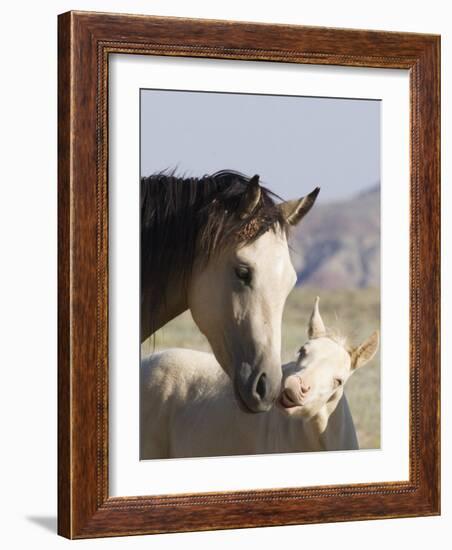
[141,89,380,203]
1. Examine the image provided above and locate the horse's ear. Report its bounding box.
[351,331,379,370]
[308,296,326,339]
[279,187,320,226]
[237,175,261,219]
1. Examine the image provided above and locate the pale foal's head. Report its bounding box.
[280,297,379,419]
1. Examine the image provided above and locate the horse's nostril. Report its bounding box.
[255,373,267,400]
[301,383,310,394]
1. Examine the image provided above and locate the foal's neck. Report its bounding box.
[306,390,346,447]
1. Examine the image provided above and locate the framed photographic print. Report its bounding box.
[58,11,440,539]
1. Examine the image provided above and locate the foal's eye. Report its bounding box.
[234,265,252,285]
[334,378,344,388]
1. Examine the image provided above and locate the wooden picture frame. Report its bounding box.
[58,11,440,539]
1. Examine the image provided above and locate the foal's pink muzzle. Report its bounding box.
[279,375,311,409]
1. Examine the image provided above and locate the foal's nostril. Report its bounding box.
[301,382,311,394]
[255,372,267,400]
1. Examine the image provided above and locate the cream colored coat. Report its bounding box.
[140,297,379,459]
[140,349,359,459]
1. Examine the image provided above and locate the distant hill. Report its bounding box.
[290,184,380,289]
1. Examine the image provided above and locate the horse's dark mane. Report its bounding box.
[141,170,288,307]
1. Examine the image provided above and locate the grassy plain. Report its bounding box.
[143,287,381,449]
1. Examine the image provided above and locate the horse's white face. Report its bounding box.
[189,227,296,413]
[280,298,379,419]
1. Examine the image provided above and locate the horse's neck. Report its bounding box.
[140,277,188,342]
[310,392,358,451]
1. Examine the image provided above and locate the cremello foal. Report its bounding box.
[140,297,379,459]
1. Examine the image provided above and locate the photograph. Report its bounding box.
[139,89,381,459]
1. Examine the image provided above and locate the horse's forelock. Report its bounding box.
[199,189,287,260]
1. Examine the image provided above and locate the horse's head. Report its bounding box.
[188,176,320,413]
[280,297,379,419]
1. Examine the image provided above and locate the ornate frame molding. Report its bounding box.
[58,11,440,538]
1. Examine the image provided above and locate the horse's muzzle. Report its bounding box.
[234,362,281,413]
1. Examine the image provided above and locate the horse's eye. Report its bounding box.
[334,378,343,388]
[235,265,252,285]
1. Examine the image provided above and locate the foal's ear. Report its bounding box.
[351,331,379,370]
[279,187,320,226]
[308,296,326,339]
[237,175,261,219]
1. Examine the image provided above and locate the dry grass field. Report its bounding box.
[143,286,380,449]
